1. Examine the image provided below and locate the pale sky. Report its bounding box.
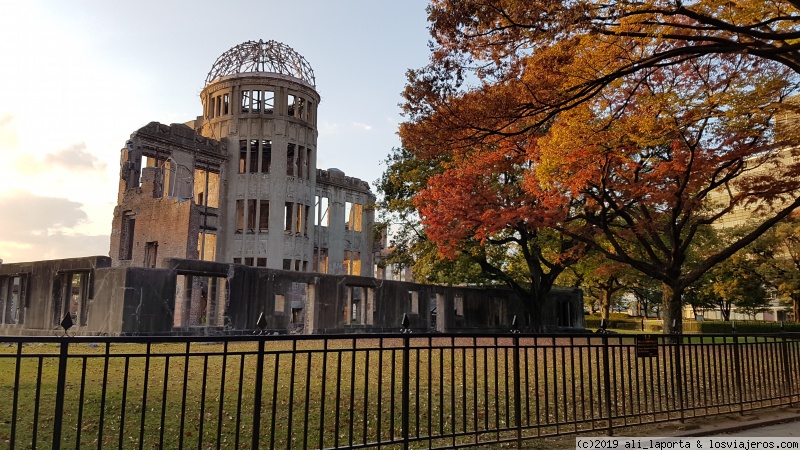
[0,1,431,263]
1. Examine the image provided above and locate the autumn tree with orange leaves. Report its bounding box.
[398,0,800,333]
[537,54,800,333]
[412,137,582,330]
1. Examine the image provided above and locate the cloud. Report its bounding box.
[0,192,88,240]
[0,191,109,262]
[352,122,373,131]
[14,143,107,175]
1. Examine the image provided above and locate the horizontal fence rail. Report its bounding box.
[1,332,799,449]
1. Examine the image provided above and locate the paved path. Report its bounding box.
[714,420,800,437]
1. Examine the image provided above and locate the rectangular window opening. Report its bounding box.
[352,252,361,275]
[247,199,256,233]
[305,148,312,179]
[239,140,247,174]
[287,94,296,117]
[252,89,261,113]
[241,90,250,113]
[259,200,269,232]
[283,259,292,271]
[286,143,296,177]
[285,202,293,232]
[315,195,330,227]
[144,241,158,268]
[236,200,244,233]
[275,294,285,313]
[198,233,216,261]
[119,211,136,260]
[303,205,310,236]
[223,93,229,115]
[346,202,363,232]
[4,276,25,324]
[264,90,274,114]
[257,257,267,267]
[455,295,464,316]
[249,140,259,173]
[313,247,329,274]
[244,257,254,266]
[344,250,352,275]
[298,146,306,179]
[297,97,306,121]
[207,171,220,208]
[295,202,304,235]
[261,140,272,173]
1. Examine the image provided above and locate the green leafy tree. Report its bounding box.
[559,253,633,319]
[375,147,485,285]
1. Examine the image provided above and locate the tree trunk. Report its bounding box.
[793,295,800,323]
[662,283,683,334]
[526,298,545,333]
[601,290,611,320]
[718,300,732,321]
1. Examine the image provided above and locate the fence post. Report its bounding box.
[402,334,410,450]
[404,314,411,450]
[673,330,685,423]
[252,314,268,450]
[513,334,522,448]
[52,338,69,450]
[601,324,613,436]
[732,331,744,415]
[780,324,793,406]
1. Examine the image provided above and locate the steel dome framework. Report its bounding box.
[205,39,315,87]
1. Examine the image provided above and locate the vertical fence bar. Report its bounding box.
[319,339,329,449]
[781,331,793,405]
[675,335,685,423]
[10,342,22,449]
[160,354,171,450]
[51,339,69,450]
[76,356,88,450]
[402,334,410,450]
[97,342,110,450]
[733,334,744,414]
[513,335,522,448]
[138,342,151,450]
[602,333,613,436]
[198,354,209,450]
[179,343,190,449]
[251,337,266,450]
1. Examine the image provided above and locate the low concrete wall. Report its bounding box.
[0,257,583,335]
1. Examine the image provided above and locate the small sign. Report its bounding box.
[636,335,659,358]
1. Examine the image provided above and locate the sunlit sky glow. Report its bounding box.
[0,1,431,263]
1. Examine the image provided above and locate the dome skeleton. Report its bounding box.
[205,39,316,87]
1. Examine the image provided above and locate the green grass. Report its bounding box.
[1,336,798,449]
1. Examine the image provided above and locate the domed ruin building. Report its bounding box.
[111,40,375,275]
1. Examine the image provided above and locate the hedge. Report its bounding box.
[584,317,800,333]
[692,320,800,334]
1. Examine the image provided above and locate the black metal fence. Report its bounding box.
[1,331,799,449]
